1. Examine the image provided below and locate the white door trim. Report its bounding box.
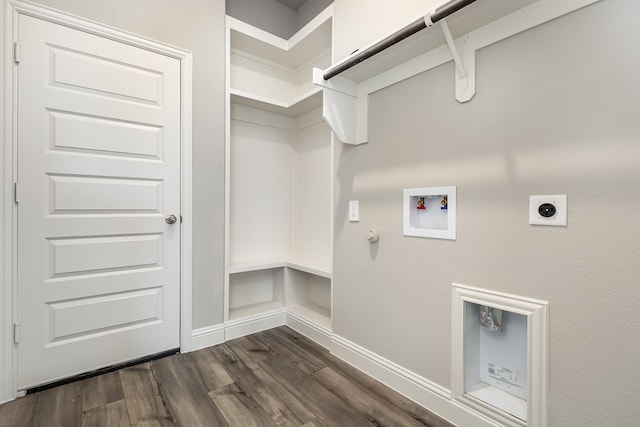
[1,0,193,402]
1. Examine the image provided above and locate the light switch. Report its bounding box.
[349,200,359,222]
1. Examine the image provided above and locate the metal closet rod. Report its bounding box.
[322,0,478,81]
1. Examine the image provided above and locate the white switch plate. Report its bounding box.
[349,200,359,222]
[529,195,567,226]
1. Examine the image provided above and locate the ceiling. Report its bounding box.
[274,0,307,10]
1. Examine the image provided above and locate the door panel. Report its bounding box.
[48,234,163,276]
[50,111,163,159]
[48,287,163,342]
[50,46,163,103]
[17,14,181,389]
[48,175,163,213]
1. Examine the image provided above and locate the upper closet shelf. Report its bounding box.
[227,5,333,118]
[228,7,332,70]
[313,0,599,145]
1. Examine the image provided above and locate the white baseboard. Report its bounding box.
[190,324,226,351]
[188,308,328,353]
[330,333,500,427]
[224,309,286,341]
[285,311,332,349]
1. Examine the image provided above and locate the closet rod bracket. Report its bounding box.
[440,18,475,102]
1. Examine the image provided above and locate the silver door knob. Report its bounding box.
[165,214,178,224]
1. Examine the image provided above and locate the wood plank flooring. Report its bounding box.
[0,326,455,427]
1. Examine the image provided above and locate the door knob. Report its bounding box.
[165,214,178,224]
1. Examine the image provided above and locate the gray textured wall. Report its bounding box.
[332,0,640,425]
[226,0,297,39]
[28,0,227,329]
[296,0,333,30]
[227,0,333,39]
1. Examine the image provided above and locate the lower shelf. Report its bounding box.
[224,304,331,347]
[229,301,284,321]
[229,261,331,326]
[228,302,330,332]
[287,302,331,329]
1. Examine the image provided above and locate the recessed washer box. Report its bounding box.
[529,195,567,226]
[403,186,456,240]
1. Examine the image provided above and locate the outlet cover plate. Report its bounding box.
[529,195,567,226]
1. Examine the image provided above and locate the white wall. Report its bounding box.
[332,0,640,425]
[22,0,227,330]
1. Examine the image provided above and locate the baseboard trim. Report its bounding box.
[224,309,286,341]
[285,311,332,349]
[330,333,500,427]
[191,324,226,351]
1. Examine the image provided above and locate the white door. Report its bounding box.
[16,14,181,389]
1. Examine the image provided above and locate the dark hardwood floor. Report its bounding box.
[0,326,455,427]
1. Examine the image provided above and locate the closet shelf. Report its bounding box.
[228,5,332,71]
[286,256,332,279]
[313,0,598,145]
[230,87,323,117]
[227,5,332,119]
[230,256,331,278]
[323,0,539,84]
[229,302,285,321]
[288,303,331,329]
[229,259,287,274]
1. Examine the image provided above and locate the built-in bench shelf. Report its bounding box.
[285,267,331,328]
[227,262,331,344]
[229,258,331,319]
[228,268,285,321]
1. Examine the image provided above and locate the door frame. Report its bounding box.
[1,0,193,402]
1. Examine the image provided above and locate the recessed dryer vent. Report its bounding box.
[451,284,549,426]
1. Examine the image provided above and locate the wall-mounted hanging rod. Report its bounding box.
[322,0,478,81]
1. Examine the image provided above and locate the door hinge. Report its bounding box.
[13,323,20,344]
[14,182,20,204]
[13,42,21,64]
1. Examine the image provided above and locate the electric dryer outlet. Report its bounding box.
[529,195,567,226]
